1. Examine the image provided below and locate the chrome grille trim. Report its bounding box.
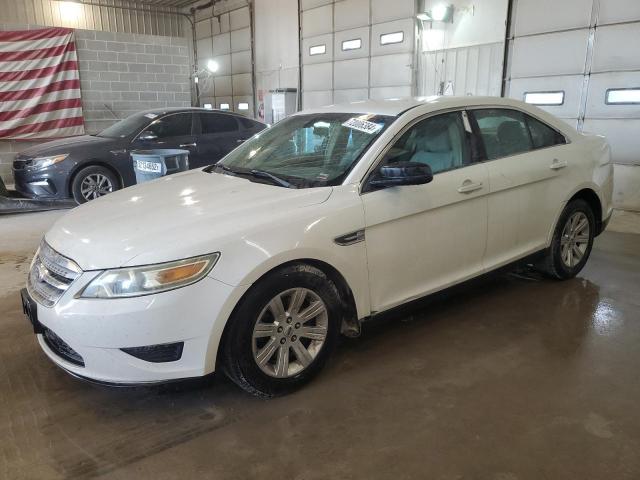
[27,241,82,307]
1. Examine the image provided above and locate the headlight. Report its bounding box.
[31,154,69,169]
[79,253,219,299]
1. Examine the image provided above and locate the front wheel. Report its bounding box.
[222,264,341,397]
[539,199,595,279]
[71,166,119,204]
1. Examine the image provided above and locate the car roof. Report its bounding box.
[296,96,539,117]
[141,107,265,123]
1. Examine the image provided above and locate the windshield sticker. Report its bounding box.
[144,113,158,119]
[342,117,383,135]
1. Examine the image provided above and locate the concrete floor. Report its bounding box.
[1,210,639,480]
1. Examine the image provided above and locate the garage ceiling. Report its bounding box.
[85,0,199,9]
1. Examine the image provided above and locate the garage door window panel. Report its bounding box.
[381,112,471,175]
[472,109,533,160]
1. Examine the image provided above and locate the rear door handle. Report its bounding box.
[550,159,568,170]
[237,139,246,144]
[179,143,197,148]
[457,180,483,194]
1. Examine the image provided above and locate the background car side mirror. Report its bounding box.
[137,132,158,142]
[369,161,433,189]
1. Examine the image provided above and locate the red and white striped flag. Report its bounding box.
[0,27,84,140]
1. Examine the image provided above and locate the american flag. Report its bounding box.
[0,27,84,140]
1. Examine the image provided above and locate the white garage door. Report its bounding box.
[300,0,417,109]
[506,0,640,208]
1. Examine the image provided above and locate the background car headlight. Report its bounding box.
[79,253,219,299]
[31,154,69,169]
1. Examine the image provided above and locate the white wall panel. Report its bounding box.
[229,6,251,30]
[302,34,334,64]
[586,72,640,118]
[370,86,412,99]
[371,18,414,56]
[591,24,640,73]
[301,0,333,10]
[231,27,251,52]
[214,76,233,96]
[598,0,640,24]
[510,30,589,78]
[197,38,214,70]
[371,0,415,24]
[232,73,253,95]
[196,19,213,40]
[334,58,369,89]
[232,50,252,74]
[334,0,370,31]
[303,90,333,108]
[509,75,584,119]
[334,88,369,103]
[583,119,640,165]
[302,4,333,38]
[513,0,592,36]
[334,27,370,61]
[303,62,333,91]
[370,53,413,87]
[213,33,231,55]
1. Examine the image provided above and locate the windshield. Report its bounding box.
[213,113,395,188]
[97,111,158,138]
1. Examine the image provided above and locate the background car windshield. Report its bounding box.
[97,112,155,138]
[218,113,394,187]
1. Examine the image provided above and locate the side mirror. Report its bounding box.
[137,132,157,142]
[369,161,433,189]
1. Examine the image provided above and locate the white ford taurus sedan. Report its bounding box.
[21,96,613,396]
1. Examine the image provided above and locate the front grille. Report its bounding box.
[43,328,84,366]
[27,241,82,307]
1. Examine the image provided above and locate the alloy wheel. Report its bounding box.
[80,173,113,201]
[251,288,328,378]
[560,211,590,268]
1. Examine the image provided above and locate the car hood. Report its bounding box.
[45,169,333,270]
[18,135,115,157]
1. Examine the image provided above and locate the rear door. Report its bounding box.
[469,108,570,269]
[192,113,244,168]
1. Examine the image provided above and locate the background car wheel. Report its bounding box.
[538,199,595,280]
[222,263,341,397]
[71,166,119,204]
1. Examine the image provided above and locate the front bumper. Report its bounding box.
[12,164,68,199]
[26,273,246,385]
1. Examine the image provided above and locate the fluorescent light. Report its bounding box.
[206,59,219,73]
[309,44,326,56]
[417,12,432,21]
[380,32,404,45]
[342,38,362,51]
[524,91,565,106]
[203,103,213,109]
[238,102,249,110]
[220,103,230,110]
[606,88,640,104]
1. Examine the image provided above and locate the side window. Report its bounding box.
[145,113,192,139]
[472,109,532,160]
[200,113,239,134]
[525,115,566,149]
[382,111,470,175]
[239,117,262,130]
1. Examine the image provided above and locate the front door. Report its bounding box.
[131,112,197,168]
[362,111,490,313]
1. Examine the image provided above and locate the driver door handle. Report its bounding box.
[457,180,483,194]
[550,158,568,170]
[179,143,197,148]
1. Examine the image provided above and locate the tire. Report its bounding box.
[538,199,595,280]
[71,166,119,204]
[222,264,341,397]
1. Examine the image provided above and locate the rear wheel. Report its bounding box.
[539,199,595,279]
[71,166,119,204]
[222,264,341,397]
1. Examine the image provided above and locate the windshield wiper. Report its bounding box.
[247,169,296,189]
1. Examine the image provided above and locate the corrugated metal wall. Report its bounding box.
[0,0,183,36]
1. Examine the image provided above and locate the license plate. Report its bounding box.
[136,160,161,173]
[21,288,43,334]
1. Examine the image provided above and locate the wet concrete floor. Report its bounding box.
[0,211,639,479]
